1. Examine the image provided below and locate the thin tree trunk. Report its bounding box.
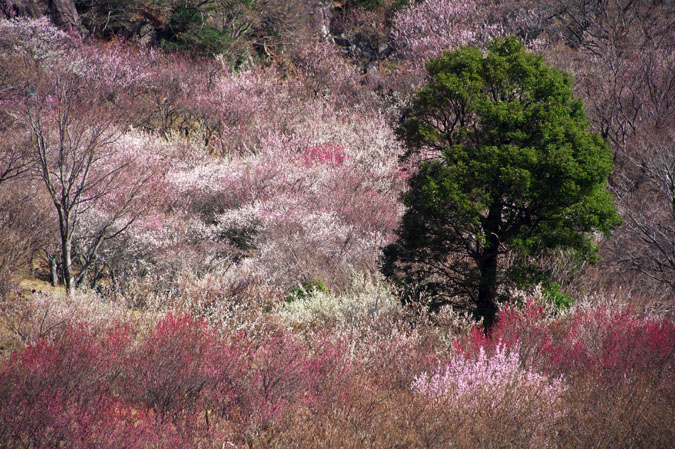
[59,210,75,297]
[49,255,59,287]
[62,235,75,296]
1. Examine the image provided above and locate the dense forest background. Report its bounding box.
[0,1,673,447]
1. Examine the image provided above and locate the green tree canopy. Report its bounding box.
[383,37,621,327]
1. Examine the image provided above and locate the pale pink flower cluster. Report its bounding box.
[157,76,406,291]
[0,17,71,62]
[412,344,566,410]
[391,0,550,68]
[391,0,480,65]
[72,43,156,90]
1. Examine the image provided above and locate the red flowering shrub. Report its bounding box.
[0,315,354,446]
[455,302,675,382]
[546,306,675,381]
[454,303,551,363]
[300,144,347,168]
[0,324,183,448]
[235,330,349,425]
[120,314,242,431]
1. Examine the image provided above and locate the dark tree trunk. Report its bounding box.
[476,204,502,328]
[476,250,499,328]
[48,0,80,31]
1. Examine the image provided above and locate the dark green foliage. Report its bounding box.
[75,0,147,37]
[285,280,329,304]
[76,0,259,62]
[345,0,403,11]
[163,2,235,57]
[541,280,574,311]
[220,223,258,252]
[383,37,620,326]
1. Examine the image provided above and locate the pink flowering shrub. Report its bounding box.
[4,23,405,299]
[289,39,365,106]
[413,344,565,403]
[412,344,566,445]
[0,17,73,63]
[391,0,551,69]
[159,91,405,294]
[441,300,675,447]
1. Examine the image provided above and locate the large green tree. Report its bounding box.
[383,38,620,326]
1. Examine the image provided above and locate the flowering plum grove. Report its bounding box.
[0,2,674,447]
[1,300,672,448]
[0,17,405,300]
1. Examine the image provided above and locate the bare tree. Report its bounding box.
[545,0,674,154]
[616,138,675,291]
[0,129,30,186]
[10,60,155,296]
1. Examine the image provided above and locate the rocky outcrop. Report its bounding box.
[0,0,79,31]
[48,0,79,30]
[0,0,41,19]
[312,0,334,41]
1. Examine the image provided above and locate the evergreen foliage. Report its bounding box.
[383,37,621,326]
